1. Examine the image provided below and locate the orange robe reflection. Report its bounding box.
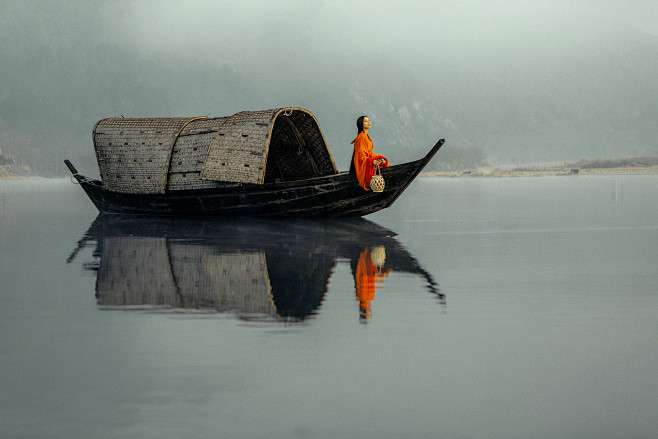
[355,248,391,320]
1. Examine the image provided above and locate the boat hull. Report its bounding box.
[68,139,444,217]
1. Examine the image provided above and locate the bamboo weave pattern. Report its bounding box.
[93,108,338,193]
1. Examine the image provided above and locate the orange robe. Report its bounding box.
[352,131,390,190]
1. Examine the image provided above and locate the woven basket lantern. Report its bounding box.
[370,165,385,192]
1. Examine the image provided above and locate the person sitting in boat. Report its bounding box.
[349,116,390,190]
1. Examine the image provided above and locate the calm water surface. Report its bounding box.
[1,176,657,439]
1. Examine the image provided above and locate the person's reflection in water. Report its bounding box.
[354,246,391,323]
[69,215,444,322]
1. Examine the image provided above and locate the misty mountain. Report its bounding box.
[1,1,657,176]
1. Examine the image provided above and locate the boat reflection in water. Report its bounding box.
[68,215,443,323]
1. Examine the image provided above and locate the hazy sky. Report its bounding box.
[1,0,657,169]
[101,0,658,74]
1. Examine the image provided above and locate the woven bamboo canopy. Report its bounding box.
[93,108,338,194]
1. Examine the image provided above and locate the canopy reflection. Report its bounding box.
[68,215,443,322]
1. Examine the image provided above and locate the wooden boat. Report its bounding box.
[65,107,444,217]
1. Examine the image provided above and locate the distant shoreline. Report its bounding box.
[423,156,658,178]
[0,165,32,179]
[424,166,658,178]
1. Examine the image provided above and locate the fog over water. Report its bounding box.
[1,0,657,174]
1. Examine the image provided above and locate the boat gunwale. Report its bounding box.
[73,139,444,196]
[66,138,444,217]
